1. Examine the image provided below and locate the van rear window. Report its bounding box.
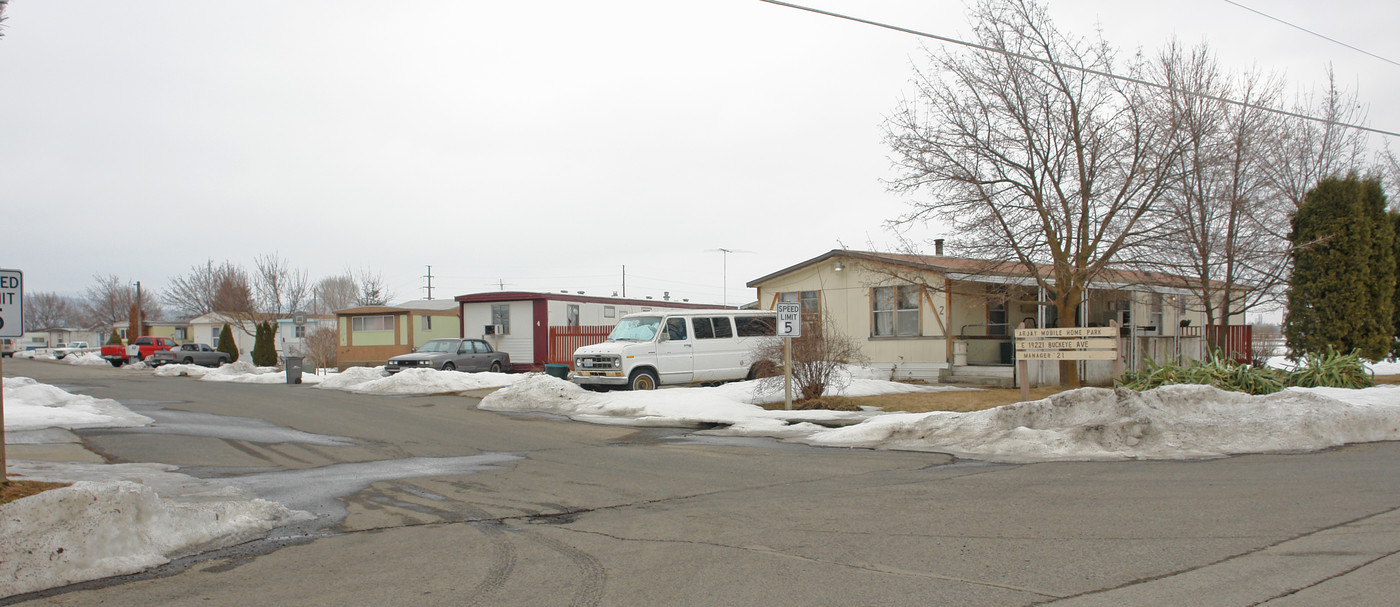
[735,316,776,337]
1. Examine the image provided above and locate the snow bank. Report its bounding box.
[0,475,311,598]
[316,367,514,395]
[800,384,1400,461]
[480,374,969,430]
[482,376,1400,462]
[2,377,152,431]
[149,360,324,385]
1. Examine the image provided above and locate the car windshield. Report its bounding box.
[607,317,661,341]
[417,339,457,353]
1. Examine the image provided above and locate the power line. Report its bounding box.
[1223,0,1400,69]
[756,0,1400,138]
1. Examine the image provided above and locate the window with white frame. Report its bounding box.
[872,285,920,337]
[604,305,615,319]
[421,315,432,331]
[567,304,580,327]
[351,315,395,332]
[295,325,306,338]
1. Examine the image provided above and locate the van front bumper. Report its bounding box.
[570,372,629,387]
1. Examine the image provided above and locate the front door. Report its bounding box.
[655,317,693,385]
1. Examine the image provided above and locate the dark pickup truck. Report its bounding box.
[148,343,232,368]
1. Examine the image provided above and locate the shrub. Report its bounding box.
[1119,352,1285,395]
[251,321,278,367]
[106,329,123,346]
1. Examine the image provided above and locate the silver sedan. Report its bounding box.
[385,338,511,374]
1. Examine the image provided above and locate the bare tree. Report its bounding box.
[1263,69,1371,211]
[82,274,159,334]
[163,260,255,318]
[354,267,394,307]
[253,252,311,316]
[1146,41,1289,328]
[23,292,77,331]
[301,326,340,372]
[883,0,1179,387]
[313,274,358,314]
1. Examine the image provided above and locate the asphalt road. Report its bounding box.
[5,358,1400,606]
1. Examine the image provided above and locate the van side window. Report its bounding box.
[693,318,715,339]
[711,317,733,338]
[735,316,776,337]
[665,318,688,341]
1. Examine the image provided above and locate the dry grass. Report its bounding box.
[759,384,1074,414]
[1375,374,1400,385]
[1,480,70,505]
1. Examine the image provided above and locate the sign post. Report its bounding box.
[0,268,23,483]
[776,302,801,411]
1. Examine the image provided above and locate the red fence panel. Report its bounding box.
[1205,324,1254,364]
[548,325,613,366]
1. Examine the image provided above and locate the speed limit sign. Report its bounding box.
[776,302,801,338]
[0,269,20,338]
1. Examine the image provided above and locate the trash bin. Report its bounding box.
[953,340,969,366]
[284,356,305,385]
[544,364,569,379]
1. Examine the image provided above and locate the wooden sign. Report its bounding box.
[1015,326,1117,339]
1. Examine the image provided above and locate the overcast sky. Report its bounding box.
[3,0,1397,310]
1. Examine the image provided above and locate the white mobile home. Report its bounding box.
[454,291,723,371]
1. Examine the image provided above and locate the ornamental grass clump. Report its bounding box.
[1119,352,1285,396]
[1286,346,1374,389]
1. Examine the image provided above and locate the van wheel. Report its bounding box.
[629,369,658,391]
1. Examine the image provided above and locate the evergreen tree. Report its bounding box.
[252,321,278,366]
[217,323,239,363]
[1285,174,1393,359]
[107,329,123,346]
[1393,211,1400,358]
[1360,180,1395,360]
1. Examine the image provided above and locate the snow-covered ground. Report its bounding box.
[4,360,1400,598]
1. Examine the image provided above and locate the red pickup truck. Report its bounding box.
[100,336,178,367]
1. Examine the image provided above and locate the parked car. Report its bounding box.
[386,338,510,374]
[100,336,178,367]
[51,341,93,359]
[2,338,17,358]
[148,343,231,368]
[572,310,776,390]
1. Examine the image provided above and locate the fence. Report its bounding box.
[547,325,613,366]
[1180,324,1254,364]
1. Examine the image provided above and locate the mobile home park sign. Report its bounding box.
[1014,326,1119,361]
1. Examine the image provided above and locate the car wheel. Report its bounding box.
[182,357,194,365]
[442,362,456,372]
[109,359,123,367]
[628,369,658,391]
[490,361,502,373]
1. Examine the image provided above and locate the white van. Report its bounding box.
[572,310,777,390]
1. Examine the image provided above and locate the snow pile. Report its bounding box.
[2,377,153,431]
[150,360,324,385]
[0,471,311,598]
[64,352,110,366]
[802,384,1400,461]
[317,367,515,395]
[483,376,1400,462]
[152,363,216,378]
[12,350,54,360]
[480,374,969,430]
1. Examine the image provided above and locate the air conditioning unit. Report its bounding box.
[485,324,506,335]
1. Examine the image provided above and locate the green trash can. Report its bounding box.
[544,364,569,379]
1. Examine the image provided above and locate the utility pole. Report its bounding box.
[422,265,434,300]
[622,265,626,298]
[717,248,732,307]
